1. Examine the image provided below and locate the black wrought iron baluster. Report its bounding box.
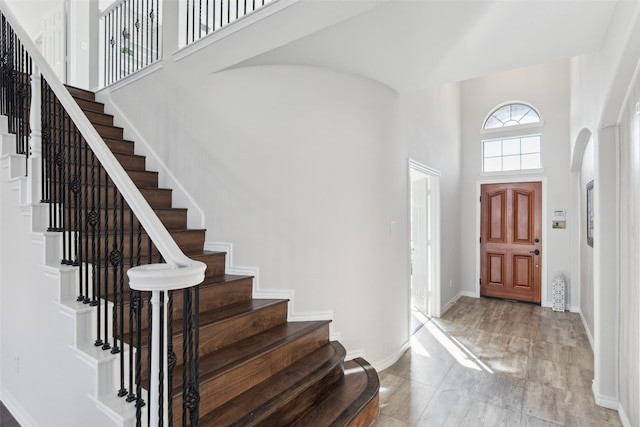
[190,0,194,44]
[158,290,165,426]
[40,78,50,205]
[118,5,123,82]
[93,149,104,347]
[64,110,73,266]
[183,286,200,426]
[134,220,144,425]
[48,92,57,231]
[155,0,159,61]
[83,137,92,305]
[181,288,190,427]
[205,0,210,37]
[102,166,111,351]
[117,193,127,398]
[71,122,86,304]
[198,0,201,40]
[146,0,150,66]
[135,0,140,74]
[110,184,121,356]
[127,209,136,404]
[167,290,174,427]
[87,146,98,307]
[147,291,153,426]
[211,0,216,34]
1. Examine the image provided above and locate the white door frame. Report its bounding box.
[409,159,441,317]
[475,175,548,306]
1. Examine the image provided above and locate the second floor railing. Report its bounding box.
[102,0,162,86]
[183,0,274,46]
[100,0,276,86]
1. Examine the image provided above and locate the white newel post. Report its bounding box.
[28,64,42,204]
[128,262,204,426]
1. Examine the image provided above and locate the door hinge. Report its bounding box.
[479,196,482,202]
[479,237,481,244]
[479,278,481,286]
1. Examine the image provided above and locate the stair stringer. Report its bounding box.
[0,125,146,426]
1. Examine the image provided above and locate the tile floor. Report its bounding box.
[372,296,623,426]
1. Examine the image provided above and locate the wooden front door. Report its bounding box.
[480,182,542,303]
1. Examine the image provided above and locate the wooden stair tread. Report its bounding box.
[197,298,285,326]
[192,320,330,383]
[199,341,345,426]
[292,358,380,427]
[66,85,96,101]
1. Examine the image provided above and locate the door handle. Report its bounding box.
[529,249,540,256]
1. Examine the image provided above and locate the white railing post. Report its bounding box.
[27,64,41,204]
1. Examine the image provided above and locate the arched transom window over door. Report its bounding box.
[482,102,543,173]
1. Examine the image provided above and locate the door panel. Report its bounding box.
[488,191,506,242]
[481,182,541,303]
[514,190,534,244]
[488,253,505,286]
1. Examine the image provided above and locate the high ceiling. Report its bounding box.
[234,0,619,92]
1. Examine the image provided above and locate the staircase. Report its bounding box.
[65,85,380,426]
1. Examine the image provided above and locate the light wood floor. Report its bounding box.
[373,297,622,426]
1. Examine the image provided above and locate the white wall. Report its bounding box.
[101,53,462,367]
[579,137,594,335]
[618,80,640,427]
[0,177,118,427]
[569,0,640,414]
[459,61,573,307]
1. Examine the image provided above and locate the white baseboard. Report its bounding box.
[346,348,366,361]
[440,290,476,316]
[577,308,595,351]
[372,340,410,372]
[592,381,619,410]
[0,386,40,427]
[618,402,631,427]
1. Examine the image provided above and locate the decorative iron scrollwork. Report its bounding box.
[184,385,200,411]
[110,37,116,47]
[168,350,177,371]
[54,150,64,167]
[108,249,122,267]
[87,210,99,228]
[69,176,80,194]
[122,28,130,39]
[135,19,140,31]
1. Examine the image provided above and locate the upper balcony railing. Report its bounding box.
[182,0,274,46]
[101,0,162,86]
[100,0,275,86]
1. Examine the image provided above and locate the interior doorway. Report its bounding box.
[409,160,441,332]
